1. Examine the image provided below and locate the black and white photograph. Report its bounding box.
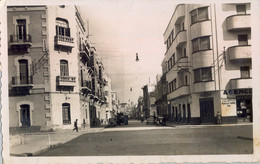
[1,0,260,163]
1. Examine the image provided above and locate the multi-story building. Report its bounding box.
[142,84,157,118]
[8,5,109,131]
[162,3,251,124]
[154,73,168,118]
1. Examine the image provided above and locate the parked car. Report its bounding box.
[108,118,117,127]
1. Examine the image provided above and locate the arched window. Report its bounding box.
[56,18,70,37]
[62,103,71,124]
[60,60,69,76]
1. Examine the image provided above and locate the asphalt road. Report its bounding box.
[38,121,253,156]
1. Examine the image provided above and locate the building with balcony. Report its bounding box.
[160,3,252,124]
[8,5,111,132]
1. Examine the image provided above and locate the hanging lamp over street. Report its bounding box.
[136,53,139,62]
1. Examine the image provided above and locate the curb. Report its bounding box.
[237,136,253,140]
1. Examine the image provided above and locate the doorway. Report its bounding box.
[199,98,214,123]
[20,104,30,126]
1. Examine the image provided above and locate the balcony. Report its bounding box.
[55,35,74,48]
[176,57,189,71]
[12,76,34,94]
[229,78,252,89]
[10,34,32,52]
[167,85,190,100]
[226,14,250,31]
[81,80,92,95]
[56,76,76,86]
[193,81,215,93]
[175,31,187,48]
[227,45,251,61]
[79,43,90,64]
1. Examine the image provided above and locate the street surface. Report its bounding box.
[38,120,253,156]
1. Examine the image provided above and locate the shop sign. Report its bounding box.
[221,98,237,116]
[223,89,252,95]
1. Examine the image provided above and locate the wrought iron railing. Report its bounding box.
[12,76,33,85]
[10,34,32,43]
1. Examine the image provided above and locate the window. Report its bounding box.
[60,60,69,76]
[172,53,176,65]
[192,36,210,53]
[240,66,250,78]
[16,19,26,40]
[181,21,185,31]
[185,75,188,85]
[191,7,209,24]
[236,5,246,15]
[19,59,29,84]
[62,103,71,124]
[173,79,177,91]
[194,67,212,82]
[56,18,70,37]
[171,30,174,42]
[183,48,186,57]
[238,35,248,46]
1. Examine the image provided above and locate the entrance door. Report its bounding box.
[20,105,30,126]
[183,104,186,123]
[187,103,191,123]
[199,98,214,123]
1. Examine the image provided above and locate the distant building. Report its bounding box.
[161,3,252,124]
[142,84,157,118]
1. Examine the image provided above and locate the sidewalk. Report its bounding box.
[10,127,104,156]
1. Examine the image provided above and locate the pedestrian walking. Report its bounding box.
[217,111,222,124]
[83,119,86,129]
[73,119,78,132]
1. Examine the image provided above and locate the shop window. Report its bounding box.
[238,35,248,46]
[60,60,69,76]
[194,67,212,82]
[191,7,209,24]
[62,103,71,124]
[236,4,246,15]
[240,66,250,78]
[56,18,70,37]
[192,36,210,53]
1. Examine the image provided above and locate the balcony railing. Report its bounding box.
[55,35,74,48]
[10,34,32,46]
[167,85,190,100]
[230,78,252,89]
[226,14,250,31]
[12,76,33,86]
[227,45,251,61]
[79,43,90,63]
[57,76,76,86]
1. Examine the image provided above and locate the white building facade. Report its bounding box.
[163,3,252,124]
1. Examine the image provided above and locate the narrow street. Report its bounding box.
[37,120,253,156]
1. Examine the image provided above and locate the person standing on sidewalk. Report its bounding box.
[217,112,222,124]
[73,119,78,132]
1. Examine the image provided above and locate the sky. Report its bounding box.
[79,0,177,104]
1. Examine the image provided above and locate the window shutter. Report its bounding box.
[56,25,59,35]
